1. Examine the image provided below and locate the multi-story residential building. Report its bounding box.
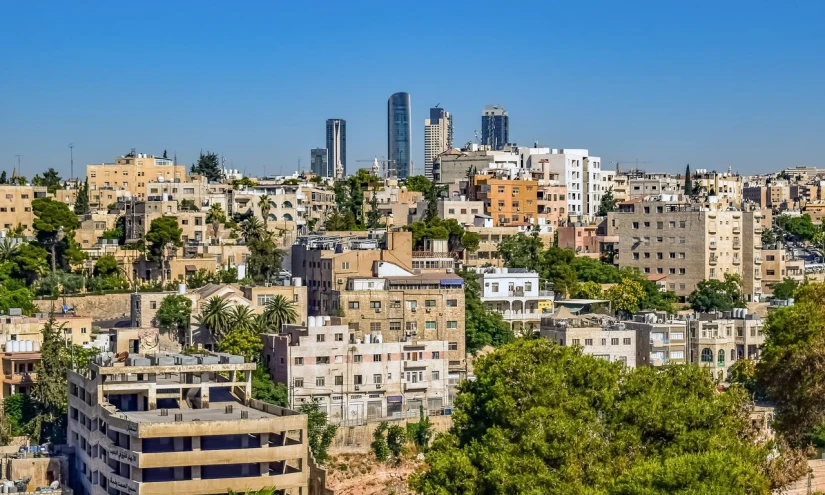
[528,148,603,220]
[625,312,688,367]
[388,92,412,179]
[264,320,453,425]
[540,312,650,368]
[75,212,118,251]
[688,170,744,207]
[556,222,618,257]
[471,175,538,227]
[0,313,93,347]
[68,346,310,495]
[145,176,211,212]
[0,184,48,233]
[424,108,453,179]
[310,148,330,178]
[87,152,186,209]
[481,105,509,150]
[476,268,553,335]
[688,311,765,380]
[608,200,765,301]
[326,119,346,179]
[409,197,484,226]
[762,244,805,290]
[626,174,681,199]
[744,183,790,209]
[1,340,40,400]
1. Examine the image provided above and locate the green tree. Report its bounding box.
[771,277,800,300]
[40,168,62,193]
[228,305,257,332]
[247,232,285,284]
[386,424,407,463]
[410,339,796,494]
[0,238,19,263]
[197,296,233,341]
[366,191,381,229]
[406,406,433,449]
[178,198,198,211]
[12,243,49,283]
[460,271,513,353]
[258,194,272,221]
[145,216,183,262]
[0,171,6,184]
[32,197,82,271]
[73,179,90,215]
[497,232,545,272]
[192,151,223,182]
[299,400,337,464]
[761,227,777,246]
[2,393,37,439]
[71,345,99,370]
[684,164,692,196]
[728,359,764,399]
[94,255,119,277]
[775,214,818,241]
[460,231,480,253]
[206,203,226,241]
[687,273,745,312]
[31,316,71,443]
[404,175,433,194]
[605,277,646,316]
[218,328,262,362]
[262,295,298,331]
[251,365,288,407]
[597,187,618,216]
[371,422,390,462]
[573,280,603,299]
[155,295,192,344]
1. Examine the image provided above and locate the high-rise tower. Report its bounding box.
[326,119,346,179]
[387,92,412,179]
[424,107,453,179]
[481,105,509,150]
[310,148,329,177]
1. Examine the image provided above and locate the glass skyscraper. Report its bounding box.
[387,92,411,179]
[326,119,346,178]
[481,104,509,150]
[310,148,329,177]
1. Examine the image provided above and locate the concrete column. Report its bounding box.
[132,437,142,453]
[130,466,142,482]
[191,465,201,479]
[147,385,157,411]
[259,433,269,448]
[200,385,210,409]
[230,370,237,383]
[259,462,268,476]
[192,436,200,451]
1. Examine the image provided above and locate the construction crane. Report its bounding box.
[356,157,396,178]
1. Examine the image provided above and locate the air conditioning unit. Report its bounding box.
[426,308,432,313]
[375,308,382,313]
[411,307,417,312]
[354,385,360,391]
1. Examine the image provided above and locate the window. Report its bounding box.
[374,354,382,362]
[341,261,350,270]
[406,300,417,310]
[432,371,440,380]
[572,339,580,345]
[448,209,455,214]
[633,253,639,260]
[316,334,325,342]
[679,252,686,259]
[432,351,440,359]
[657,252,663,259]
[679,221,686,228]
[316,377,325,387]
[370,322,381,332]
[390,321,401,331]
[446,299,458,307]
[491,283,499,292]
[354,375,363,385]
[644,252,650,258]
[425,321,436,330]
[335,333,343,341]
[373,374,383,384]
[370,301,381,309]
[150,301,157,309]
[447,321,457,329]
[584,339,593,345]
[669,252,676,259]
[348,301,360,309]
[632,222,639,229]
[601,338,607,345]
[257,295,275,306]
[611,338,619,345]
[406,321,417,331]
[335,375,343,385]
[623,338,631,345]
[669,221,676,228]
[448,342,458,351]
[348,322,359,332]
[294,378,304,388]
[354,355,363,363]
[425,300,436,308]
[679,268,686,274]
[718,349,726,365]
[294,357,304,365]
[701,348,713,362]
[316,357,330,364]
[657,222,663,229]
[669,268,676,274]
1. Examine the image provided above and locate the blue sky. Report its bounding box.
[1,1,824,178]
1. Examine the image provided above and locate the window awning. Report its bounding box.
[185,265,197,272]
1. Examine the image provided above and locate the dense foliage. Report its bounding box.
[687,273,745,312]
[460,271,513,353]
[775,214,819,241]
[410,339,802,494]
[154,295,192,344]
[300,401,337,464]
[191,151,223,182]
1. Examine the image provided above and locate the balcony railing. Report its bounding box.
[3,372,37,383]
[499,309,542,320]
[733,240,741,249]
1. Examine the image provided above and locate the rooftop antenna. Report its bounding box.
[434,103,440,108]
[69,144,74,180]
[14,155,21,171]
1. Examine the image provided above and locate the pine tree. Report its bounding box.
[74,179,90,215]
[366,191,381,229]
[32,315,72,443]
[684,164,692,196]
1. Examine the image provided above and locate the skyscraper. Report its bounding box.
[310,148,329,177]
[481,105,509,150]
[387,92,411,179]
[424,107,453,179]
[326,119,346,179]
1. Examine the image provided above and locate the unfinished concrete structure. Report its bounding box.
[68,339,309,495]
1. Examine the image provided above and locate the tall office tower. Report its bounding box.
[481,104,509,150]
[326,119,346,179]
[388,92,412,179]
[424,107,453,179]
[310,148,329,177]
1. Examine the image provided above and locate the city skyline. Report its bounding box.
[2,2,825,179]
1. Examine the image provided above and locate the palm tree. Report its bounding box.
[206,204,226,242]
[258,195,272,223]
[228,304,257,332]
[240,216,264,243]
[196,297,232,341]
[263,295,298,332]
[0,238,19,263]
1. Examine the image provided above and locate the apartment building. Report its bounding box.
[264,320,453,425]
[475,268,553,335]
[689,171,744,207]
[87,152,186,209]
[471,175,538,227]
[743,184,790,209]
[290,231,414,316]
[607,200,764,301]
[761,245,805,290]
[68,347,310,495]
[75,213,119,250]
[527,148,602,220]
[624,312,688,367]
[557,222,618,257]
[0,184,49,233]
[432,148,517,185]
[145,176,211,212]
[540,312,650,368]
[687,310,765,380]
[0,313,93,346]
[1,340,40,400]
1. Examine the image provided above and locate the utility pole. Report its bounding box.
[69,143,74,180]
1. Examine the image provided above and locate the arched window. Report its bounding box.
[282,201,293,208]
[718,349,725,365]
[701,348,713,362]
[268,214,277,221]
[282,213,293,221]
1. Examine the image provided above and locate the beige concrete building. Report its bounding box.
[761,245,805,290]
[625,312,688,367]
[540,312,651,368]
[608,200,765,301]
[688,311,765,381]
[68,347,310,495]
[744,184,790,209]
[557,222,618,257]
[87,152,187,209]
[0,314,93,347]
[0,184,49,233]
[264,320,453,425]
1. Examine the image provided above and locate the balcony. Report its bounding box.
[733,224,741,234]
[733,240,741,249]
[403,382,428,392]
[709,254,718,264]
[709,242,717,250]
[3,372,36,384]
[733,257,741,265]
[754,256,762,264]
[500,309,542,320]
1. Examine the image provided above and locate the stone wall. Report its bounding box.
[779,459,825,494]
[35,293,132,321]
[329,415,453,455]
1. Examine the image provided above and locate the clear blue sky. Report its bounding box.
[2,1,824,179]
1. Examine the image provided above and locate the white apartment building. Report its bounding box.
[476,268,554,335]
[524,148,602,220]
[264,319,453,426]
[424,109,452,179]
